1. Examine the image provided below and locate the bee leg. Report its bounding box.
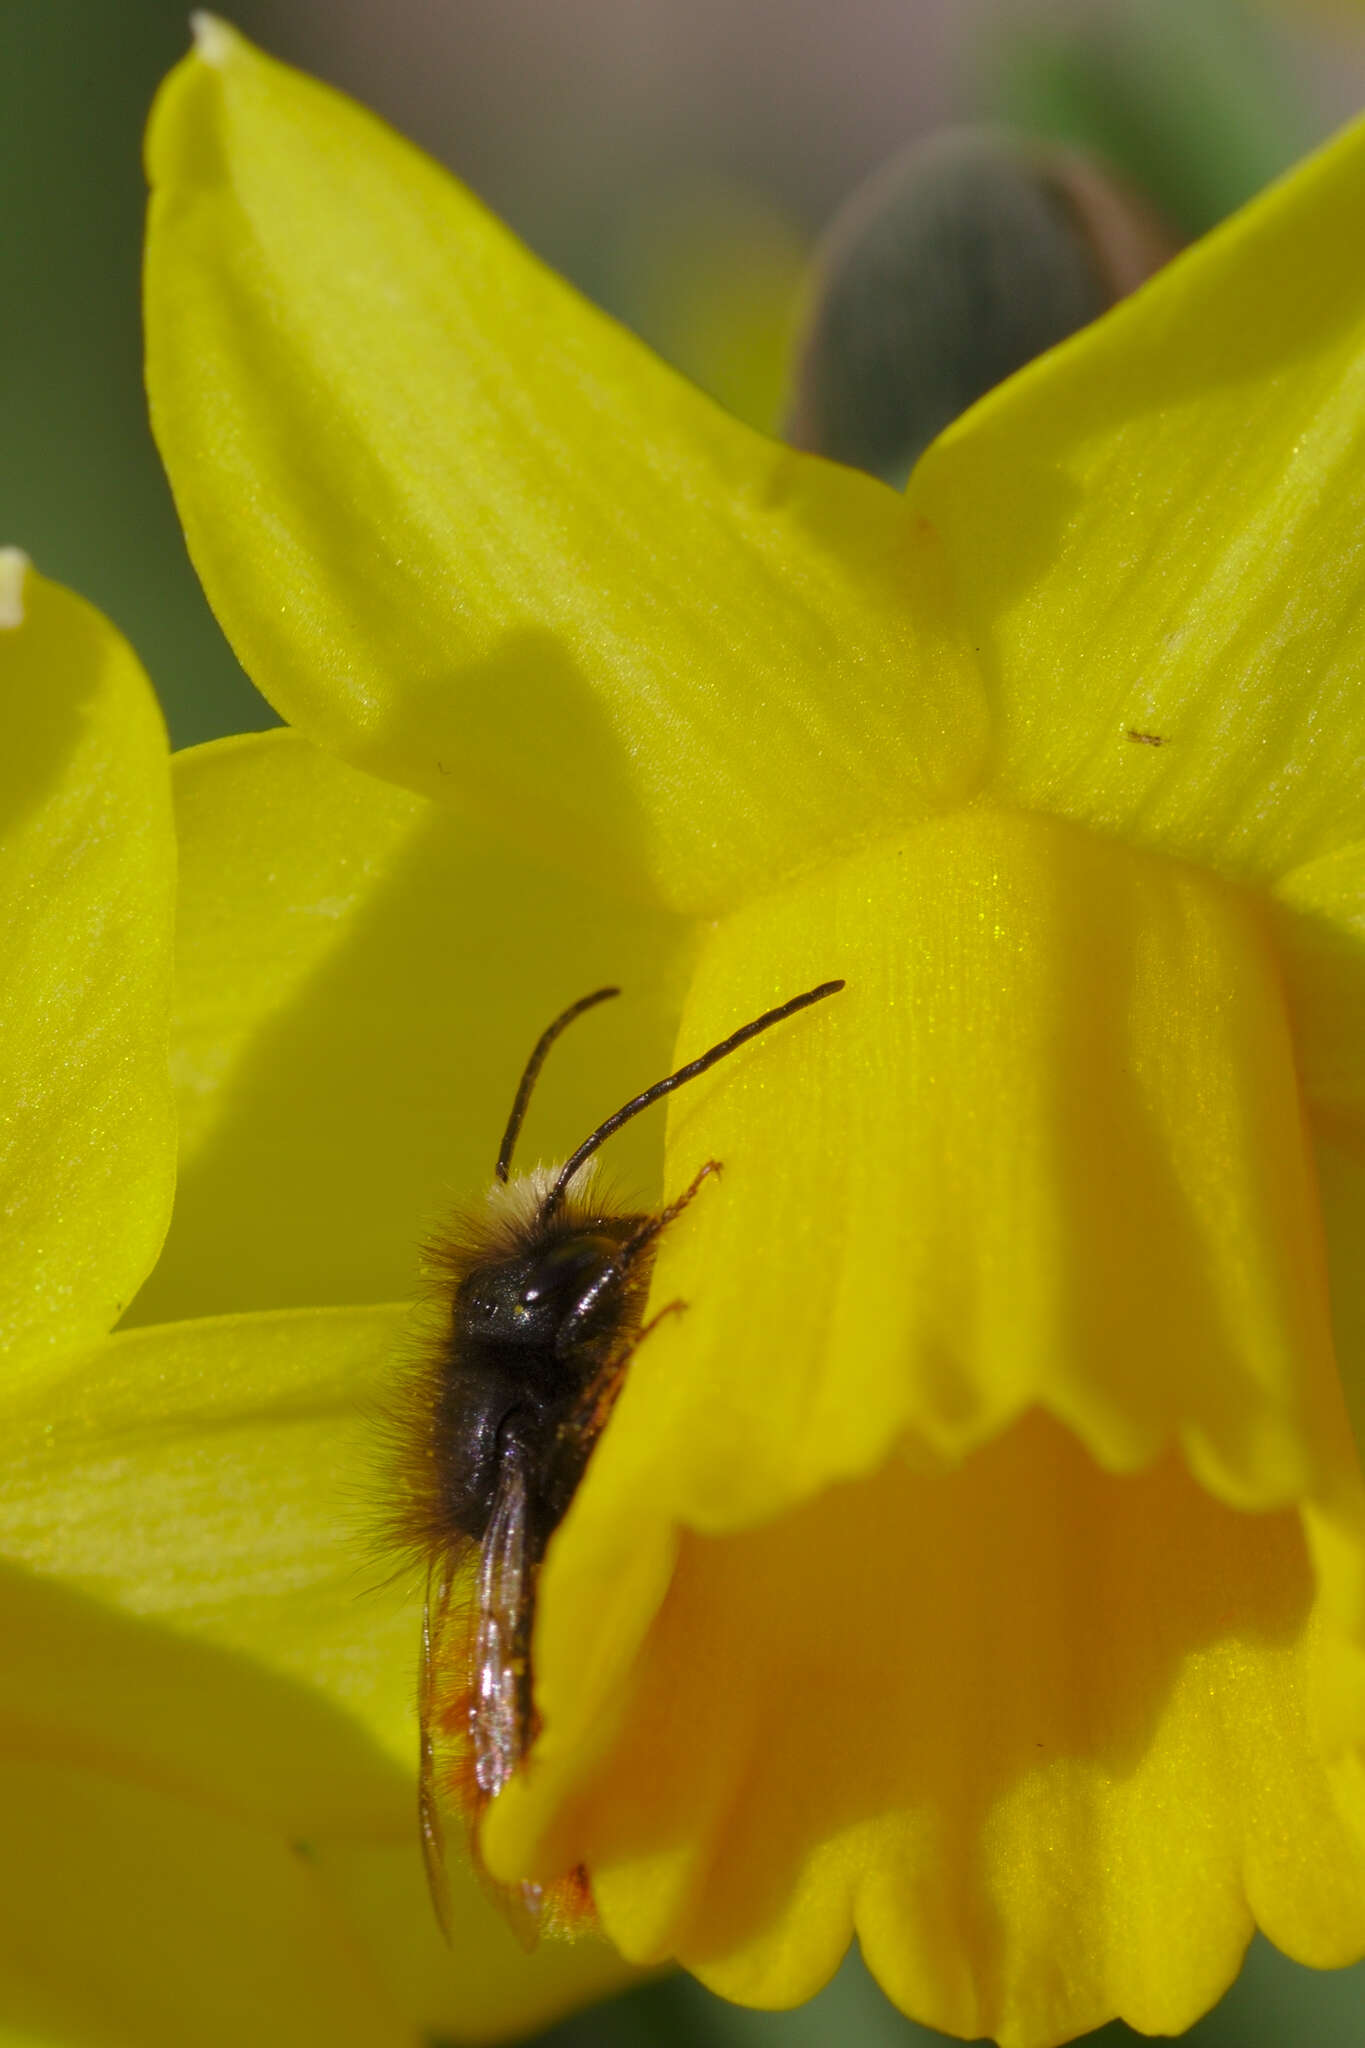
[637,1295,689,1341]
[572,1354,629,1439]
[622,1157,723,1261]
[574,1298,688,1439]
[555,1161,722,1361]
[589,1162,719,1388]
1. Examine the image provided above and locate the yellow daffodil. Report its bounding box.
[114,14,1365,2044]
[0,553,631,2044]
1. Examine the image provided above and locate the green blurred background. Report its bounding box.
[6,0,1365,2041]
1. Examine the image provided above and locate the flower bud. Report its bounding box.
[785,128,1178,484]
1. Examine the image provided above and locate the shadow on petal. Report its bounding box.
[581,1417,1365,2043]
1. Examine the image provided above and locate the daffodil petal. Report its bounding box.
[143,27,988,913]
[912,111,1365,882]
[0,1759,411,2048]
[1317,1133,1365,1467]
[0,557,174,1391]
[0,1556,405,1851]
[0,1305,417,1786]
[132,730,693,1326]
[0,1566,633,2042]
[499,1423,1365,2048]
[1,1301,641,2038]
[1274,842,1365,1149]
[308,1837,640,2044]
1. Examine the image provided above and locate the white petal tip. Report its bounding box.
[0,549,31,630]
[190,12,236,64]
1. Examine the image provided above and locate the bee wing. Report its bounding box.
[472,1437,532,1798]
[418,1548,462,1944]
[416,1445,548,1949]
[472,1436,546,1944]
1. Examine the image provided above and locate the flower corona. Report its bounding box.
[386,982,844,1940]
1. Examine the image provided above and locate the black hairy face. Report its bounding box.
[454,1232,633,1356]
[431,1214,651,1547]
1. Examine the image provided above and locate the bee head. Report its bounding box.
[454,1233,626,1352]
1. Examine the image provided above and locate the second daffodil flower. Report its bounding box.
[135,18,1365,2046]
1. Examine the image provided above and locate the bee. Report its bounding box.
[389,977,844,1943]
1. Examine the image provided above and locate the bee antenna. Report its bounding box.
[496,987,621,1182]
[542,979,845,1219]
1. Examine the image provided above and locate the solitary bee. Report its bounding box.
[387,978,844,1941]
